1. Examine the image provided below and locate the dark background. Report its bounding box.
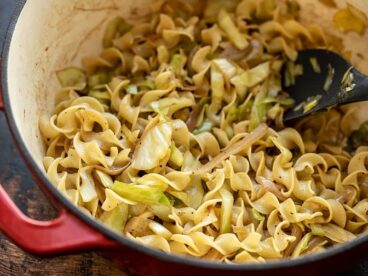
[0,0,367,275]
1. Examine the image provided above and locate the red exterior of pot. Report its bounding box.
[0,1,368,275]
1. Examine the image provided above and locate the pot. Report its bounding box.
[1,0,368,275]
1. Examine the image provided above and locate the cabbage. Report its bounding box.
[100,203,129,232]
[212,58,237,79]
[170,52,187,76]
[112,181,171,206]
[132,122,172,170]
[292,232,313,258]
[149,205,172,221]
[220,188,234,233]
[311,224,325,237]
[184,175,204,208]
[193,119,213,135]
[88,71,111,88]
[262,96,294,107]
[126,84,138,95]
[320,223,355,243]
[208,64,225,118]
[151,97,194,117]
[256,0,276,22]
[323,64,335,92]
[233,62,270,88]
[103,16,132,48]
[309,57,321,74]
[204,0,240,20]
[252,208,265,221]
[95,170,114,188]
[88,90,110,105]
[218,9,249,50]
[347,121,368,151]
[249,85,269,130]
[56,67,86,89]
[284,61,303,87]
[169,143,184,167]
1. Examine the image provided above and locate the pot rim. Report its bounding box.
[2,0,368,271]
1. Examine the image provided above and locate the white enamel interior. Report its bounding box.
[5,0,368,177]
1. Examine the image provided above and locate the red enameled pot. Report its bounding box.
[1,0,368,275]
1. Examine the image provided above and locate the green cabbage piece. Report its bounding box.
[103,16,132,48]
[170,53,187,76]
[346,121,368,151]
[218,9,249,50]
[249,85,269,130]
[169,143,184,167]
[262,96,295,107]
[112,181,171,206]
[309,57,321,73]
[56,67,86,89]
[234,62,270,88]
[252,208,265,221]
[193,119,213,135]
[220,188,234,233]
[88,71,111,88]
[88,90,111,105]
[100,203,129,232]
[256,0,276,22]
[204,0,240,20]
[292,232,313,258]
[126,84,138,95]
[311,224,325,237]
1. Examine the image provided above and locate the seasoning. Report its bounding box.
[323,64,335,92]
[310,57,321,73]
[294,94,322,113]
[341,66,356,93]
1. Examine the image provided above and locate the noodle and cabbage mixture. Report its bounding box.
[39,0,368,262]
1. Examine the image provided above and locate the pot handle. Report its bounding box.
[0,85,117,255]
[0,185,118,255]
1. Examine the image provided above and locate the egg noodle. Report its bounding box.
[39,0,368,262]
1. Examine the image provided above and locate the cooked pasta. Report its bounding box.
[39,0,368,263]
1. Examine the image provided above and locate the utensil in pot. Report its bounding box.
[1,0,368,275]
[284,49,368,122]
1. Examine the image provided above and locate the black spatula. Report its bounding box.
[283,49,368,122]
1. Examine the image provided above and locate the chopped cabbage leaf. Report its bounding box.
[250,84,269,130]
[323,64,335,92]
[212,58,237,79]
[234,62,270,88]
[311,224,325,237]
[220,188,234,233]
[126,84,138,95]
[218,9,249,50]
[169,143,184,167]
[193,119,214,135]
[88,71,111,88]
[320,223,356,243]
[309,57,321,74]
[56,67,86,89]
[103,16,132,48]
[132,122,173,170]
[100,203,129,232]
[112,181,171,206]
[292,233,313,258]
[256,0,276,22]
[252,208,265,221]
[347,121,368,151]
